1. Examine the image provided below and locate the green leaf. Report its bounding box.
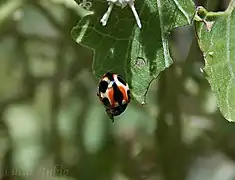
[71,0,195,103]
[194,1,235,122]
[0,0,24,26]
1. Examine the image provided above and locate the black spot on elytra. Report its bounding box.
[102,97,110,107]
[117,75,127,85]
[99,80,108,93]
[112,83,123,106]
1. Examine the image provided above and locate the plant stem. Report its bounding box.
[226,0,235,13]
[156,65,188,180]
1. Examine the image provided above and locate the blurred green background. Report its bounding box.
[1,0,235,180]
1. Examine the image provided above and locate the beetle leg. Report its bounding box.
[106,109,114,123]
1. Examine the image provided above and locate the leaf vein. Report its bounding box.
[157,0,170,67]
[172,0,191,24]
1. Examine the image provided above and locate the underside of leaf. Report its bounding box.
[71,0,195,104]
[194,1,235,122]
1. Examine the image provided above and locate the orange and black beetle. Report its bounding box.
[97,72,131,122]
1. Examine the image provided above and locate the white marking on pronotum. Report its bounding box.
[100,0,142,28]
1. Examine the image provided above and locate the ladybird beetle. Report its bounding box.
[97,72,131,122]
